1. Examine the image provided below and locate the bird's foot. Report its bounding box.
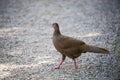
[73,66,78,70]
[53,66,60,69]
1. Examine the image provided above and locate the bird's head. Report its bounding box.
[52,23,59,30]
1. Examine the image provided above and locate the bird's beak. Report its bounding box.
[51,23,54,28]
[51,23,53,26]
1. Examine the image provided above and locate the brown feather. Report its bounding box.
[52,23,110,59]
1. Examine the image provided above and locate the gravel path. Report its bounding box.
[0,0,120,80]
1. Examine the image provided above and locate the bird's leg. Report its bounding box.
[54,55,66,69]
[54,60,64,69]
[73,59,78,69]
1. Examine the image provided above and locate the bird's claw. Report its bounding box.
[53,66,60,69]
[73,66,78,70]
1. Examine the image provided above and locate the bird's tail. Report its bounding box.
[83,44,110,54]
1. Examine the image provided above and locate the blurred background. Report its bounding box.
[0,0,120,80]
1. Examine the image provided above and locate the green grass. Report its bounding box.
[115,39,120,63]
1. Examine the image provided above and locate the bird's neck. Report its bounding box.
[54,29,61,36]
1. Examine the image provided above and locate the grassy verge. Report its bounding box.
[115,39,120,64]
[115,39,120,79]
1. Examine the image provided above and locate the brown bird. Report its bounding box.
[52,23,110,69]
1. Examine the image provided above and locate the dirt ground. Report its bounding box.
[0,0,120,80]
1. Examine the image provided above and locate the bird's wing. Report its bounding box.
[57,35,85,49]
